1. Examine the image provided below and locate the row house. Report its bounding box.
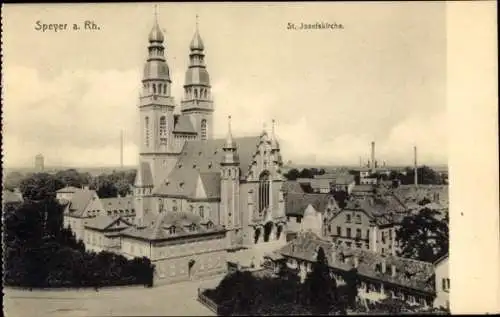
[326,196,407,256]
[266,232,439,309]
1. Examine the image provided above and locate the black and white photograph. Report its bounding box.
[2,2,498,316]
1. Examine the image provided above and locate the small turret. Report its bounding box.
[222,116,239,165]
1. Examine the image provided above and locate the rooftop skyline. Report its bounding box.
[2,3,447,168]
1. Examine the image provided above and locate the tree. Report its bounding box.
[343,268,359,309]
[54,169,90,188]
[4,171,25,191]
[396,208,449,262]
[284,168,300,181]
[20,173,65,201]
[331,189,348,209]
[298,168,315,179]
[304,247,337,315]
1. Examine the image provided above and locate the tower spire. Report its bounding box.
[222,115,239,165]
[225,115,235,149]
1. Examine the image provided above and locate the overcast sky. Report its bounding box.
[2,2,447,168]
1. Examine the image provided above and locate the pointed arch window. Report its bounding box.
[159,116,167,140]
[199,206,205,218]
[259,171,270,215]
[153,83,157,94]
[145,116,150,147]
[201,119,207,140]
[194,89,198,99]
[163,84,166,95]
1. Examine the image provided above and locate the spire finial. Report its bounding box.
[272,119,276,134]
[228,115,232,132]
[154,4,159,23]
[196,14,199,31]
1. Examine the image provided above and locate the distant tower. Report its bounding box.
[181,15,214,140]
[35,154,44,172]
[414,146,418,187]
[220,116,241,246]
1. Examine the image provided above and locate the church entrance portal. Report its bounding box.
[263,222,273,242]
[254,227,261,244]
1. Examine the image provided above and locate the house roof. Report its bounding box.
[338,196,407,226]
[314,173,356,185]
[120,211,224,241]
[100,197,134,212]
[173,115,197,134]
[278,232,435,293]
[2,190,24,204]
[285,193,336,217]
[433,253,448,266]
[352,184,376,193]
[84,214,133,231]
[56,186,81,193]
[65,189,98,218]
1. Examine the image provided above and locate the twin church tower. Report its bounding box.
[137,13,214,188]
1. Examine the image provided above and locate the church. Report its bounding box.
[132,14,289,250]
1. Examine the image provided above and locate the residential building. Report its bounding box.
[326,195,407,255]
[266,232,436,309]
[2,189,24,213]
[296,173,356,194]
[83,215,133,253]
[63,189,104,241]
[433,253,449,310]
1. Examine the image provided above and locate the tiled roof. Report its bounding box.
[173,115,197,134]
[352,184,376,193]
[66,189,98,218]
[2,190,24,204]
[281,181,305,194]
[199,172,221,199]
[285,193,336,217]
[135,161,154,187]
[84,214,133,231]
[56,186,81,193]
[278,233,435,293]
[173,136,261,179]
[342,196,407,226]
[101,197,135,213]
[120,211,225,241]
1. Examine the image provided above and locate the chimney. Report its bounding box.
[391,264,396,277]
[414,146,418,187]
[120,130,124,168]
[371,141,376,173]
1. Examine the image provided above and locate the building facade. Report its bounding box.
[433,254,449,309]
[266,232,437,309]
[133,15,288,250]
[63,189,104,241]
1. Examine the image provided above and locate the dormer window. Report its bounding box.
[206,221,213,229]
[208,162,212,169]
[169,226,176,234]
[190,224,196,232]
[193,164,197,168]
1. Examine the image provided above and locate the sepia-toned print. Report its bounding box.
[2,2,458,316]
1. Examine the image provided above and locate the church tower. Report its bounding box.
[138,10,178,187]
[181,16,214,140]
[220,116,241,247]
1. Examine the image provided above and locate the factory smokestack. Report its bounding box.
[120,130,124,168]
[371,141,376,173]
[414,146,418,186]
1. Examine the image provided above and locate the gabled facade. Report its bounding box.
[83,215,133,253]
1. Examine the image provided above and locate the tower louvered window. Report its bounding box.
[160,116,167,141]
[145,116,150,147]
[201,119,207,140]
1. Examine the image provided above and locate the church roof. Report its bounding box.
[173,115,197,134]
[100,196,135,215]
[281,181,305,195]
[178,136,260,176]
